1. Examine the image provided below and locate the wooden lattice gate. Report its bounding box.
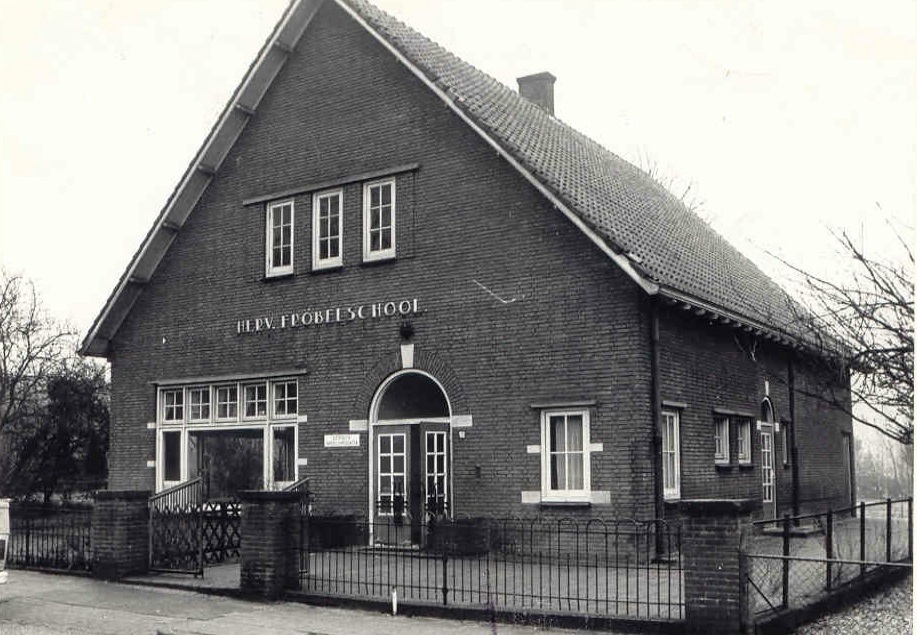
[149,477,205,575]
[149,476,243,575]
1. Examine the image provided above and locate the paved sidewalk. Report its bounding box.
[0,571,589,635]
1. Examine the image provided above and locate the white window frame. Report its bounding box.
[736,418,752,464]
[425,430,448,509]
[156,379,302,493]
[540,409,591,503]
[243,383,268,420]
[161,388,184,423]
[158,428,185,490]
[377,432,407,516]
[272,380,298,419]
[362,179,396,262]
[266,199,294,277]
[188,386,211,423]
[214,384,239,422]
[312,189,343,270]
[270,423,298,489]
[714,415,730,465]
[662,409,681,500]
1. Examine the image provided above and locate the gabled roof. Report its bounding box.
[82,0,816,357]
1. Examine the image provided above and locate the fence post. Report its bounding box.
[859,501,866,579]
[91,491,151,580]
[825,508,833,591]
[781,514,790,610]
[239,490,301,599]
[679,498,761,634]
[886,498,892,563]
[908,497,913,561]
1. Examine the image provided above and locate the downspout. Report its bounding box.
[650,298,664,555]
[788,356,800,517]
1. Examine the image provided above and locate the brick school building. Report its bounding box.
[81,0,854,534]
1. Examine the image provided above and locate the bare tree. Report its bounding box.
[781,221,913,445]
[0,270,75,436]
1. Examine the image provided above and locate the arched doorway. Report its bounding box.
[369,370,451,545]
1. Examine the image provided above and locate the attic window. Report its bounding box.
[266,200,294,277]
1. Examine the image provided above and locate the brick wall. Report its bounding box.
[658,305,854,520]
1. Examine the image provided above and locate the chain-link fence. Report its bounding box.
[744,498,912,617]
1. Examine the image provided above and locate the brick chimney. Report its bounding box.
[517,72,556,115]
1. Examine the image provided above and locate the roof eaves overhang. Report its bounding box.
[80,0,325,357]
[334,0,660,299]
[657,286,847,361]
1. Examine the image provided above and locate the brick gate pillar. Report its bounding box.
[679,498,760,634]
[91,490,151,580]
[239,491,301,599]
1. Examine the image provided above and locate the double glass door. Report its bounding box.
[375,422,448,544]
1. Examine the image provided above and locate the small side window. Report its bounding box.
[714,415,730,465]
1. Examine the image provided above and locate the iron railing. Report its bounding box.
[744,497,913,616]
[300,516,683,621]
[7,502,93,572]
[283,477,313,576]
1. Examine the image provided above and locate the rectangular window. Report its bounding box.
[736,418,752,464]
[312,189,343,270]
[163,430,182,482]
[266,200,294,277]
[363,180,396,261]
[662,409,681,500]
[188,387,211,422]
[272,426,296,484]
[714,415,730,464]
[215,385,238,421]
[377,433,406,515]
[272,380,298,418]
[541,409,590,501]
[243,383,267,419]
[162,388,184,423]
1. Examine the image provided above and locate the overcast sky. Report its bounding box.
[1,0,914,339]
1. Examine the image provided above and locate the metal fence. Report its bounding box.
[300,516,683,620]
[7,502,93,572]
[744,497,913,616]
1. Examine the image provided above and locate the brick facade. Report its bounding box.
[100,1,853,525]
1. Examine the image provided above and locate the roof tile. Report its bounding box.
[344,0,808,338]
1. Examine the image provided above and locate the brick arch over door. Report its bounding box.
[351,348,470,419]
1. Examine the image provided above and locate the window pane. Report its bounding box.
[566,415,583,451]
[164,431,181,481]
[550,416,565,452]
[567,454,584,489]
[393,435,404,453]
[550,454,564,489]
[273,427,295,482]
